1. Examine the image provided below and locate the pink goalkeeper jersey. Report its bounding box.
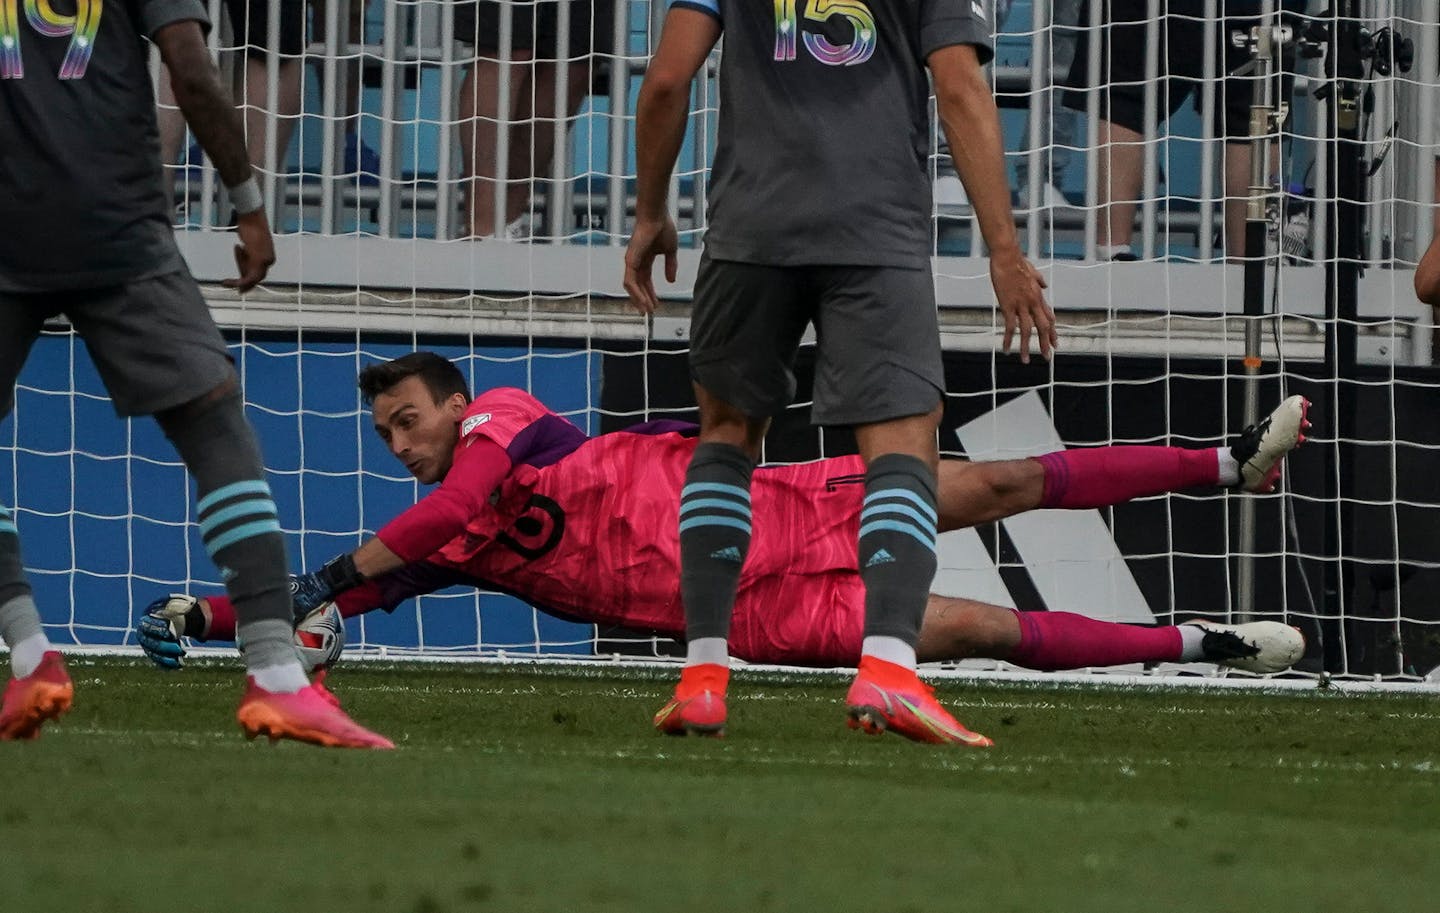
[421,389,872,664]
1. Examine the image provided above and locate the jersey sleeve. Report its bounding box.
[458,388,556,452]
[459,387,589,469]
[919,0,994,64]
[374,436,512,563]
[137,0,211,39]
[668,0,721,23]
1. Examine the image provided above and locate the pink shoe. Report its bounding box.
[310,667,342,710]
[0,651,74,741]
[236,678,393,749]
[845,657,991,747]
[653,663,728,737]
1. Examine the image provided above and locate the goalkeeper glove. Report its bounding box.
[137,594,201,670]
[289,553,365,620]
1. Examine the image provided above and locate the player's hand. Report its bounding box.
[289,553,364,620]
[990,249,1056,364]
[289,571,334,620]
[225,210,277,294]
[623,216,679,315]
[136,594,197,670]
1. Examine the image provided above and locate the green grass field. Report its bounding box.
[4,657,1439,913]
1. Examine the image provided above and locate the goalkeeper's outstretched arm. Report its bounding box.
[288,435,512,616]
[136,558,454,667]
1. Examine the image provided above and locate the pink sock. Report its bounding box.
[1034,446,1220,510]
[1008,610,1183,671]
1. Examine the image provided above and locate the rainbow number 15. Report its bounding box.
[773,0,876,67]
[1,0,104,80]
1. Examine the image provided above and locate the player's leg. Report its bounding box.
[0,293,74,740]
[814,266,989,746]
[935,395,1311,531]
[916,595,1304,673]
[68,272,389,747]
[654,255,810,736]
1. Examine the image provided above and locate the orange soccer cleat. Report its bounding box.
[653,663,729,737]
[0,651,74,741]
[236,678,394,749]
[845,656,992,747]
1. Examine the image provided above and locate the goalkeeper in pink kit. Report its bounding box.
[140,352,1309,688]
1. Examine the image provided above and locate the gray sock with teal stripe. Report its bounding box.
[678,443,754,643]
[0,505,33,614]
[858,453,938,646]
[0,505,50,676]
[158,391,297,673]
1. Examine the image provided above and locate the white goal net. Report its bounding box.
[5,0,1439,683]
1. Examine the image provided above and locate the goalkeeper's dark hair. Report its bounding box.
[358,352,471,406]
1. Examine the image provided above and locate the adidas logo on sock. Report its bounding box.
[865,548,896,568]
[710,546,744,562]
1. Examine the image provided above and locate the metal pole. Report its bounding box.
[436,0,457,239]
[1237,3,1281,621]
[549,0,574,241]
[1322,0,1364,675]
[1082,0,1101,257]
[1198,0,1219,261]
[1140,0,1160,259]
[319,0,342,234]
[1024,0,1048,256]
[493,2,514,238]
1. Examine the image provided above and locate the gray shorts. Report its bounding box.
[689,255,944,427]
[0,271,234,419]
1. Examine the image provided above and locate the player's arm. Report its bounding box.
[623,8,721,314]
[151,20,275,293]
[1416,234,1440,308]
[138,563,462,666]
[928,44,1056,364]
[290,438,513,614]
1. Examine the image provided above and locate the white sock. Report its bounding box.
[1098,243,1131,260]
[1177,624,1207,661]
[249,662,310,694]
[684,637,730,668]
[861,635,917,670]
[8,631,51,679]
[1216,447,1241,486]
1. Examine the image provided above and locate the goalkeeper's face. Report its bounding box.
[372,376,469,485]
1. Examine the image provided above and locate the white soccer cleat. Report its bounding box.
[1231,395,1311,493]
[1187,621,1306,674]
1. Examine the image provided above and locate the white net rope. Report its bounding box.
[5,1,1438,682]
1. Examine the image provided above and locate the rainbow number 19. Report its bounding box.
[1,0,104,80]
[773,0,876,67]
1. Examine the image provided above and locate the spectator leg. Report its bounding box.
[1096,119,1144,251]
[458,52,536,238]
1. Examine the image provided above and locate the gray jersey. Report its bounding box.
[674,0,991,268]
[0,0,207,291]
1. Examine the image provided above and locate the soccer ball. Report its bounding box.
[294,602,346,673]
